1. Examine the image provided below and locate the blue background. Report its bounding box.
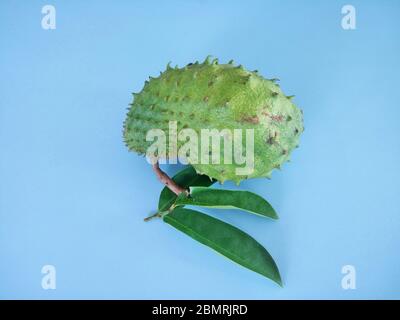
[1,0,399,299]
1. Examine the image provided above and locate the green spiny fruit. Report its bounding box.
[124,57,303,184]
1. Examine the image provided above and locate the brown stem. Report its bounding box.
[152,162,188,196]
[144,212,161,222]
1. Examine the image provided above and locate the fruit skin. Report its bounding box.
[124,57,303,184]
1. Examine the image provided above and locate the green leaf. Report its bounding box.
[163,207,282,286]
[158,166,215,212]
[174,187,278,219]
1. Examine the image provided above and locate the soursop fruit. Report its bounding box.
[124,57,303,184]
